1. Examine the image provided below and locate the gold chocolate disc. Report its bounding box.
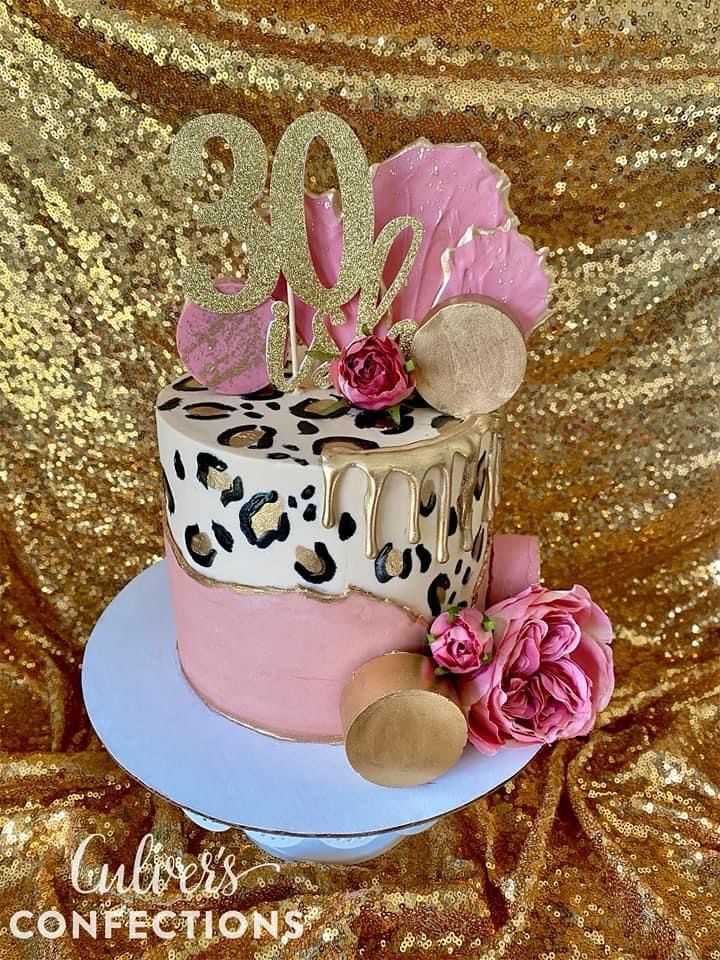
[340,652,468,788]
[412,296,528,416]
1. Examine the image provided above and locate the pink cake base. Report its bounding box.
[166,540,427,741]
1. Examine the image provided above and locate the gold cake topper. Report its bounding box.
[170,111,422,392]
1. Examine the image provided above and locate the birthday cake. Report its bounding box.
[157,112,613,786]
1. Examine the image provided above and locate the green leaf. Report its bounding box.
[482,650,493,664]
[425,632,436,645]
[320,398,350,415]
[482,616,496,632]
[360,323,373,336]
[404,357,416,373]
[434,666,449,677]
[306,349,337,362]
[446,604,460,623]
[388,404,401,425]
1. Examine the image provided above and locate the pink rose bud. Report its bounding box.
[428,607,495,675]
[456,584,614,756]
[329,334,415,412]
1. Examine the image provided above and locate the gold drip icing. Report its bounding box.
[164,523,430,624]
[320,414,501,563]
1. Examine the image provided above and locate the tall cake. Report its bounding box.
[157,110,558,777]
[158,381,501,740]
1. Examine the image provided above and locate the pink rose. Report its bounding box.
[458,584,614,755]
[428,607,494,674]
[329,335,414,411]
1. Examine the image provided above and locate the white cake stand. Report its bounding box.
[81,561,541,864]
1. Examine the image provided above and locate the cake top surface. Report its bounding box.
[156,374,461,467]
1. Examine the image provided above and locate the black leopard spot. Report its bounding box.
[338,512,356,541]
[239,492,290,549]
[311,436,380,456]
[239,384,284,401]
[184,402,236,421]
[303,503,317,522]
[174,375,207,392]
[354,408,414,435]
[289,397,349,420]
[240,402,254,410]
[420,491,436,517]
[301,485,315,500]
[212,521,234,552]
[431,413,459,431]
[472,526,485,563]
[375,542,412,583]
[293,458,309,466]
[266,401,281,411]
[427,573,451,617]
[415,543,432,572]
[294,542,337,585]
[244,411,264,420]
[454,559,463,575]
[283,444,300,451]
[196,452,227,489]
[161,468,175,514]
[462,565,473,586]
[158,397,182,411]
[220,477,244,507]
[297,420,319,435]
[185,524,216,568]
[288,495,297,509]
[268,452,291,460]
[174,450,185,480]
[218,424,276,450]
[448,506,458,536]
[474,452,488,502]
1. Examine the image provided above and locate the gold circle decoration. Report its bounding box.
[340,652,468,788]
[411,296,528,416]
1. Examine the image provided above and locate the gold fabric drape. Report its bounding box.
[1,1,718,957]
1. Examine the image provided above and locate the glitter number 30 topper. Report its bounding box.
[170,112,422,393]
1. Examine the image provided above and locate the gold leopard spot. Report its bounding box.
[384,549,405,577]
[206,467,232,490]
[190,531,213,556]
[295,546,324,576]
[252,498,284,537]
[225,427,265,448]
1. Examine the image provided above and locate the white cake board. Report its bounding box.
[82,561,541,863]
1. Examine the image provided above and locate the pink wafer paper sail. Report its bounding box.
[307,139,551,344]
[436,227,551,338]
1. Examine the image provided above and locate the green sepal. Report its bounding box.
[388,404,402,426]
[434,666,449,677]
[425,632,436,645]
[404,357,416,373]
[321,398,350,415]
[306,349,337,362]
[482,616,496,632]
[446,604,460,623]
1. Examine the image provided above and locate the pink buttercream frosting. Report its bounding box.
[165,538,427,741]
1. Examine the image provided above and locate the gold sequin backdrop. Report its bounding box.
[0,0,718,957]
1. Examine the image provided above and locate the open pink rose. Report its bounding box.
[329,335,414,411]
[458,584,614,755]
[428,607,494,674]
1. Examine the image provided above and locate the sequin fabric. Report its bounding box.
[0,2,718,957]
